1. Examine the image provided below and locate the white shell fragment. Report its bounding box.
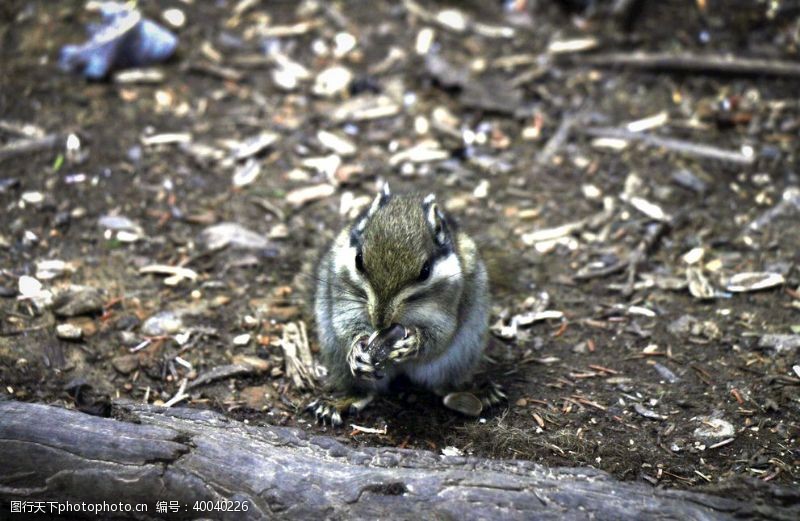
[388,141,448,166]
[36,259,73,280]
[629,196,670,222]
[313,66,353,97]
[317,130,356,156]
[199,223,271,251]
[725,272,785,292]
[435,9,468,32]
[548,37,598,54]
[441,446,465,457]
[233,132,279,160]
[232,158,261,188]
[139,264,199,286]
[443,392,483,417]
[686,268,718,299]
[286,183,336,208]
[233,333,251,346]
[301,155,342,179]
[333,32,357,57]
[162,8,186,28]
[682,247,705,265]
[626,111,668,133]
[332,95,400,122]
[56,323,83,340]
[415,27,435,55]
[272,55,311,91]
[693,418,735,440]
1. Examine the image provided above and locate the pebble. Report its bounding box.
[232,158,261,188]
[233,132,279,160]
[725,272,785,292]
[112,354,139,375]
[286,183,336,208]
[233,333,251,346]
[317,130,356,156]
[693,417,734,440]
[443,391,483,417]
[199,222,270,251]
[162,8,186,28]
[56,323,83,340]
[758,334,800,353]
[52,285,104,317]
[313,66,352,97]
[35,259,72,280]
[141,310,184,336]
[633,403,666,421]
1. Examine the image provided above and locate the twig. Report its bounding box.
[575,52,800,78]
[0,134,61,162]
[537,113,581,165]
[163,378,189,408]
[582,126,756,164]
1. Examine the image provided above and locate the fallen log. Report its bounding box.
[0,400,796,520]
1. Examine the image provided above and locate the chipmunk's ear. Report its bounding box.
[423,193,449,246]
[352,183,391,242]
[367,182,391,218]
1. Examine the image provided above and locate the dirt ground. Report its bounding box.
[1,0,798,500]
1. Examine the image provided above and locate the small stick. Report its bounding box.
[0,134,60,162]
[574,52,800,78]
[581,126,755,164]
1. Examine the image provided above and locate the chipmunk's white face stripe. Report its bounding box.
[431,252,461,282]
[333,233,375,297]
[391,252,462,306]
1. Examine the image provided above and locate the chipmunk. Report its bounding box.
[307,185,505,426]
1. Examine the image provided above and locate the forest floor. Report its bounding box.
[1,0,798,499]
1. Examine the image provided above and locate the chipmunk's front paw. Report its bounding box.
[305,398,344,426]
[347,335,381,380]
[386,325,421,363]
[305,394,375,427]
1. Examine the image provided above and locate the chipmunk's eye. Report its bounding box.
[418,259,432,281]
[355,251,366,273]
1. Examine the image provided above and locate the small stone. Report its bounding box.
[726,272,785,292]
[286,183,336,207]
[233,333,251,346]
[633,403,666,421]
[141,311,184,336]
[112,354,139,375]
[652,363,679,383]
[21,191,44,204]
[56,323,83,340]
[758,334,800,353]
[435,9,468,32]
[317,130,356,156]
[313,66,352,97]
[199,222,271,251]
[162,8,186,28]
[694,418,734,440]
[52,286,104,317]
[443,391,483,417]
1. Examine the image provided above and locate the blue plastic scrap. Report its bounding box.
[59,2,178,79]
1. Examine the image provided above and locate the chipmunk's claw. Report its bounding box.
[348,336,383,380]
[480,381,508,408]
[305,399,343,426]
[305,393,375,427]
[386,325,420,363]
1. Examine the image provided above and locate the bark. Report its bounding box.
[0,400,796,520]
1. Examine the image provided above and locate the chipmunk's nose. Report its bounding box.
[368,301,392,330]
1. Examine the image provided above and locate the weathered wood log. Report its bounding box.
[0,400,796,520]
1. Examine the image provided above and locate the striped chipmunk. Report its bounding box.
[307,184,506,426]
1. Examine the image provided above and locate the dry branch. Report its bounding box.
[1,400,797,520]
[574,52,800,78]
